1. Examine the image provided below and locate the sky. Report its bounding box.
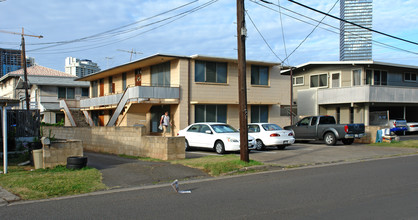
[1,0,417,72]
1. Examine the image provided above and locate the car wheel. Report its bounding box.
[277,145,286,150]
[215,141,225,154]
[256,139,265,151]
[185,139,191,151]
[342,138,354,145]
[324,132,337,145]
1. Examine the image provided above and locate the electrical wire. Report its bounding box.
[251,0,418,58]
[288,0,418,46]
[245,10,284,62]
[27,0,218,54]
[277,0,289,65]
[282,0,339,64]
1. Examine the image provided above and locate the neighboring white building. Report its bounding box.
[65,57,100,78]
[0,65,90,124]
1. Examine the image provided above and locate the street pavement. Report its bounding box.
[1,135,417,206]
[1,155,417,219]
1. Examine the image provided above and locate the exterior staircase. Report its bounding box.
[70,109,90,127]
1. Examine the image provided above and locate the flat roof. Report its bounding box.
[281,60,418,74]
[77,53,281,81]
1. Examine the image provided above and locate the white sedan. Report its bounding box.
[178,123,256,154]
[248,123,295,150]
[407,122,418,132]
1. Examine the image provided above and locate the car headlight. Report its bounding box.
[227,137,239,142]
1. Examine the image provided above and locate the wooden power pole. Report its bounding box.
[0,28,43,110]
[237,0,249,162]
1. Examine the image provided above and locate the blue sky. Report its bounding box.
[1,0,417,72]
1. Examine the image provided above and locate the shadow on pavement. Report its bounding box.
[85,151,210,189]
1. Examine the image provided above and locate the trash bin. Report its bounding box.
[32,149,43,169]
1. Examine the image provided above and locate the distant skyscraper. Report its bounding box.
[340,0,373,61]
[0,48,35,76]
[65,57,100,77]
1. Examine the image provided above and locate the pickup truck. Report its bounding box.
[284,116,365,145]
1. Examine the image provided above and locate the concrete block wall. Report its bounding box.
[42,139,83,168]
[42,126,185,160]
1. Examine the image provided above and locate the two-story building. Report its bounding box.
[75,54,291,136]
[283,61,418,126]
[0,65,90,124]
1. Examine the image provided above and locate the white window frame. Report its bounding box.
[404,72,417,82]
[330,72,341,88]
[293,76,304,86]
[352,69,362,87]
[309,73,328,88]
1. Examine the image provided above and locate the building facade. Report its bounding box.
[0,65,90,124]
[286,61,418,126]
[0,48,35,77]
[74,54,291,136]
[340,0,373,61]
[65,57,101,77]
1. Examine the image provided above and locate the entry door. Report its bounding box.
[135,69,142,86]
[99,115,105,126]
[150,105,170,133]
[99,79,104,96]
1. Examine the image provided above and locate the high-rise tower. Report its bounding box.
[340,0,373,61]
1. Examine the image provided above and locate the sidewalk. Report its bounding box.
[0,186,20,206]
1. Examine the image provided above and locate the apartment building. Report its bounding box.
[0,65,90,123]
[284,61,418,126]
[65,57,100,77]
[75,54,291,136]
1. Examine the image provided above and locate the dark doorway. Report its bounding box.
[150,105,170,133]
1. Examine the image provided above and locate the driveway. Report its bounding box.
[85,152,210,189]
[186,141,418,167]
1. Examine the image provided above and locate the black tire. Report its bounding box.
[214,141,225,154]
[185,139,191,151]
[67,156,88,166]
[66,164,85,170]
[342,138,354,145]
[277,145,286,150]
[256,139,265,151]
[324,132,337,145]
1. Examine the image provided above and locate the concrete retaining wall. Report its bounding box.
[41,126,185,160]
[42,139,83,168]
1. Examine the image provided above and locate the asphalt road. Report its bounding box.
[1,155,417,219]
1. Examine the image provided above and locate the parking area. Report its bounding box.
[186,135,418,167]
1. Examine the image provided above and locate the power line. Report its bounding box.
[245,10,283,62]
[282,0,339,64]
[27,0,218,54]
[250,0,418,57]
[287,0,418,46]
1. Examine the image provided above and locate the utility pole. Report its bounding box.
[237,0,249,162]
[290,67,294,125]
[117,49,142,61]
[0,28,43,110]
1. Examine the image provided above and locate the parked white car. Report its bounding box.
[248,123,295,150]
[178,123,256,154]
[407,122,418,132]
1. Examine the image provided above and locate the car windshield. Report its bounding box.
[261,124,282,131]
[210,124,238,133]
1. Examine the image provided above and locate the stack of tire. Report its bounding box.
[66,156,88,169]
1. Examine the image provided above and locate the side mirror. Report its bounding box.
[205,130,212,134]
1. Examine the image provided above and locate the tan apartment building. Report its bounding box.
[74,54,291,136]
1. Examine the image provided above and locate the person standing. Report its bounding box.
[160,111,172,137]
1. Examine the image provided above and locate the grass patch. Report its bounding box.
[172,154,263,176]
[0,165,107,200]
[369,140,418,148]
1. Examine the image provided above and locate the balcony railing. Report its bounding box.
[80,85,180,108]
[317,85,418,104]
